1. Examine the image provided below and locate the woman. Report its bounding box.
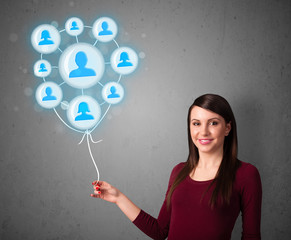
[91,93,262,240]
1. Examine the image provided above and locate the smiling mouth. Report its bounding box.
[198,139,213,145]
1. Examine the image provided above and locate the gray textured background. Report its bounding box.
[1,0,291,239]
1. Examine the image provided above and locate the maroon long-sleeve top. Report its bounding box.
[133,161,262,240]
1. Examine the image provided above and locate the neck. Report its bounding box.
[197,149,223,169]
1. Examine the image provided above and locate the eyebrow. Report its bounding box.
[191,118,221,122]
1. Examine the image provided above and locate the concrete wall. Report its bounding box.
[1,0,290,239]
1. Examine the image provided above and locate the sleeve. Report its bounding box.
[132,163,184,240]
[240,164,262,240]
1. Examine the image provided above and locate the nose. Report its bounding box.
[201,124,210,136]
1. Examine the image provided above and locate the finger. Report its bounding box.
[92,184,102,192]
[97,181,104,186]
[94,185,100,190]
[90,194,101,198]
[92,180,98,185]
[93,184,100,190]
[92,180,104,187]
[94,190,101,194]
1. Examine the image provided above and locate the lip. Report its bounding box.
[198,139,213,145]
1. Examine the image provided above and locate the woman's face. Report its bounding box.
[190,106,231,155]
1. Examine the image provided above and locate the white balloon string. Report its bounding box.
[86,131,100,183]
[54,108,103,182]
[78,132,87,145]
[89,133,103,144]
[117,74,122,83]
[113,39,119,48]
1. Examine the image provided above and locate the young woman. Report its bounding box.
[91,93,262,240]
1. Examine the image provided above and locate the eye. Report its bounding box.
[192,122,200,126]
[209,121,218,126]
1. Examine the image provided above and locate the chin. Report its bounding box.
[198,148,214,154]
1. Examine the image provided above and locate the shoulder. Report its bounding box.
[235,161,262,212]
[236,161,260,179]
[172,162,185,174]
[235,160,262,189]
[168,162,185,184]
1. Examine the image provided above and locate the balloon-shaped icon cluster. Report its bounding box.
[31,17,139,181]
[31,17,138,131]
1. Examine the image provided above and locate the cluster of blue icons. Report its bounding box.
[31,17,139,131]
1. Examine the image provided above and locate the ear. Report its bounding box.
[225,121,231,136]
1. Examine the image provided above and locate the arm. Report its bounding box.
[132,163,186,239]
[132,198,170,240]
[91,180,170,240]
[116,192,141,221]
[91,180,141,222]
[90,163,184,239]
[240,165,262,240]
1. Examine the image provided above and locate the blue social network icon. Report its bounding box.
[42,87,57,101]
[110,47,138,75]
[107,86,120,98]
[39,63,47,72]
[70,21,79,30]
[117,52,133,67]
[35,82,62,109]
[98,21,113,36]
[67,95,101,130]
[69,51,96,78]
[93,17,117,42]
[59,43,104,89]
[75,102,95,121]
[102,82,124,104]
[38,30,54,45]
[31,16,140,184]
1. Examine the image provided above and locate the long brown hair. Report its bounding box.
[166,94,240,208]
